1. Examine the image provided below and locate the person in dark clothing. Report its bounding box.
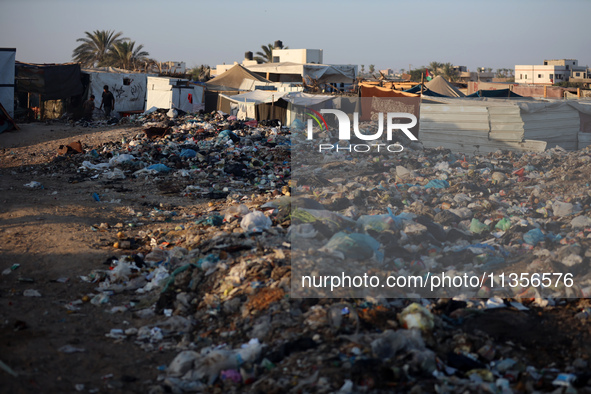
[99,85,115,117]
[83,95,95,121]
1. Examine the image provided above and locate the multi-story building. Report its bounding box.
[515,59,587,85]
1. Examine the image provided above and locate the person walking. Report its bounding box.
[99,85,115,117]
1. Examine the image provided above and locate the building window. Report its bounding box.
[576,72,581,77]
[566,65,569,70]
[520,74,523,79]
[550,74,553,79]
[525,74,527,79]
[538,74,542,78]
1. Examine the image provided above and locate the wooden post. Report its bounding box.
[420,72,424,98]
[578,88,581,98]
[271,94,275,120]
[39,94,43,120]
[544,85,547,98]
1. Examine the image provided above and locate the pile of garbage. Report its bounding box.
[47,111,591,392]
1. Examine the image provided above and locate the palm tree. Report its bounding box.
[428,61,443,75]
[254,44,274,63]
[441,62,458,82]
[72,30,127,67]
[107,41,149,70]
[254,42,289,64]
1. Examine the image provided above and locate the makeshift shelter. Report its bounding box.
[405,75,465,97]
[206,64,271,91]
[218,91,336,124]
[245,62,356,84]
[359,85,421,135]
[218,90,289,122]
[466,89,522,98]
[16,61,84,119]
[0,48,16,117]
[146,76,205,113]
[83,67,151,114]
[419,99,591,153]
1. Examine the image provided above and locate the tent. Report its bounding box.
[0,48,16,117]
[83,67,152,114]
[16,61,83,100]
[218,91,336,123]
[245,62,357,84]
[405,75,465,97]
[218,90,288,120]
[466,89,522,98]
[16,61,84,119]
[146,76,205,113]
[206,64,271,91]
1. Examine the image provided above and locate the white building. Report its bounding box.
[515,59,587,85]
[271,48,323,64]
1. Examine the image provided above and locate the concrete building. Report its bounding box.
[271,48,323,64]
[515,59,587,85]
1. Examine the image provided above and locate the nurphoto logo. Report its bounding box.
[306,109,417,153]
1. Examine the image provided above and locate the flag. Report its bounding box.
[425,69,433,81]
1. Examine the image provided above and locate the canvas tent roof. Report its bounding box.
[245,62,356,84]
[206,64,271,91]
[404,75,465,97]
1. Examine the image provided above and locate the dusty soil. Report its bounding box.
[0,122,197,393]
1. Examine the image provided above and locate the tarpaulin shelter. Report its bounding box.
[466,89,522,98]
[0,48,16,117]
[16,61,84,119]
[405,75,465,97]
[16,61,83,100]
[359,85,421,135]
[206,64,271,91]
[146,76,205,113]
[218,91,336,124]
[218,90,289,121]
[245,62,356,84]
[83,67,153,114]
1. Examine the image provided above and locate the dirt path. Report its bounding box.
[0,122,180,393]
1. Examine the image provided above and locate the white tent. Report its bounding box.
[218,91,335,121]
[0,48,16,117]
[219,90,288,119]
[83,67,151,114]
[146,76,205,113]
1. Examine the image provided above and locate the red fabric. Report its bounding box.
[188,93,193,104]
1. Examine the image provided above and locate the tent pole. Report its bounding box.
[271,94,274,120]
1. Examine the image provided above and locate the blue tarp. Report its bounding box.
[403,84,451,97]
[466,89,522,98]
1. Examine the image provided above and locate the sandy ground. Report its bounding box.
[0,122,187,393]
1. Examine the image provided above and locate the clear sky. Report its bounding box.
[1,0,589,73]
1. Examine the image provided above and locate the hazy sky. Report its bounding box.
[1,0,589,72]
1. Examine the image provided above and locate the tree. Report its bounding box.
[428,61,443,75]
[441,62,458,81]
[190,65,211,82]
[72,30,127,67]
[409,67,427,81]
[368,64,375,74]
[106,41,149,70]
[360,64,365,75]
[254,42,289,64]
